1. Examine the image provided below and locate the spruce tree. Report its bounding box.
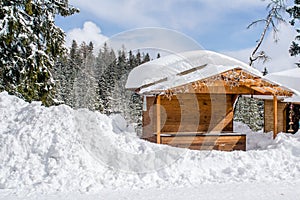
[234,96,264,131]
[97,43,117,114]
[142,53,150,63]
[135,51,142,66]
[0,0,78,105]
[72,41,102,111]
[287,0,300,61]
[52,40,80,107]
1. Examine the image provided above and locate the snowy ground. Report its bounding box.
[1,181,300,200]
[0,91,300,200]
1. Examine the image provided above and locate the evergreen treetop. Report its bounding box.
[0,0,79,105]
[287,0,300,62]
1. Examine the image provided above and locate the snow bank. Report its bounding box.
[1,92,300,195]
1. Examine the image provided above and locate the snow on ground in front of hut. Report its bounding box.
[0,91,300,200]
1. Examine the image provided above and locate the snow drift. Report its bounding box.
[0,91,300,194]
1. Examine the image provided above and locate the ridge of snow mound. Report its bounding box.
[1,92,300,195]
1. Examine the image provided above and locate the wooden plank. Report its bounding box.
[142,97,156,138]
[265,87,278,95]
[157,95,161,144]
[160,135,246,151]
[176,84,255,94]
[160,135,245,144]
[162,106,230,114]
[161,124,232,132]
[264,100,286,133]
[209,109,234,132]
[166,143,246,151]
[163,121,233,132]
[273,95,278,139]
[250,86,271,95]
[146,93,234,134]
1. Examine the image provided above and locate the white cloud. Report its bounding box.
[69,0,267,31]
[66,21,108,53]
[65,1,299,72]
[65,21,299,73]
[66,24,204,56]
[107,28,203,54]
[223,24,299,73]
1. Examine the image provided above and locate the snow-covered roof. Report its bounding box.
[266,68,300,94]
[266,68,300,103]
[126,50,264,93]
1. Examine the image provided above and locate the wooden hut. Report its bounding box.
[126,50,293,151]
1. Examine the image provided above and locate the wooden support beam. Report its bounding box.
[264,87,278,95]
[180,84,255,94]
[156,95,161,144]
[250,86,269,95]
[210,110,234,133]
[273,95,278,139]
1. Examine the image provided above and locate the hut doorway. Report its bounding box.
[286,103,300,134]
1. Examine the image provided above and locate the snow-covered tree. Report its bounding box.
[0,0,78,105]
[52,40,80,106]
[142,53,150,63]
[72,42,102,111]
[98,45,117,114]
[287,0,300,63]
[234,96,264,131]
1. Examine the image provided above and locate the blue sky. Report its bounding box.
[56,0,298,72]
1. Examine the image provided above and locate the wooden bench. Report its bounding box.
[143,132,246,151]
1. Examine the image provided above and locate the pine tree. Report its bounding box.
[72,41,102,111]
[108,49,126,113]
[97,43,117,113]
[234,96,264,131]
[129,93,143,136]
[135,51,142,66]
[52,40,80,107]
[287,0,300,62]
[142,53,150,63]
[0,0,79,105]
[97,47,149,134]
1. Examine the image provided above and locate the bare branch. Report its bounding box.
[247,19,267,29]
[248,0,286,67]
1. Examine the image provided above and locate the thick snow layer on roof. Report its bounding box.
[266,68,300,93]
[140,64,236,93]
[266,68,300,102]
[126,50,262,91]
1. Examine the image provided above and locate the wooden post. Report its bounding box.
[273,95,278,139]
[156,95,161,144]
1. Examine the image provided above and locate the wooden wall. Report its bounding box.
[160,134,246,151]
[142,96,156,139]
[264,100,287,133]
[142,93,234,138]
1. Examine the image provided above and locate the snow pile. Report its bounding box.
[234,121,274,150]
[1,91,300,195]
